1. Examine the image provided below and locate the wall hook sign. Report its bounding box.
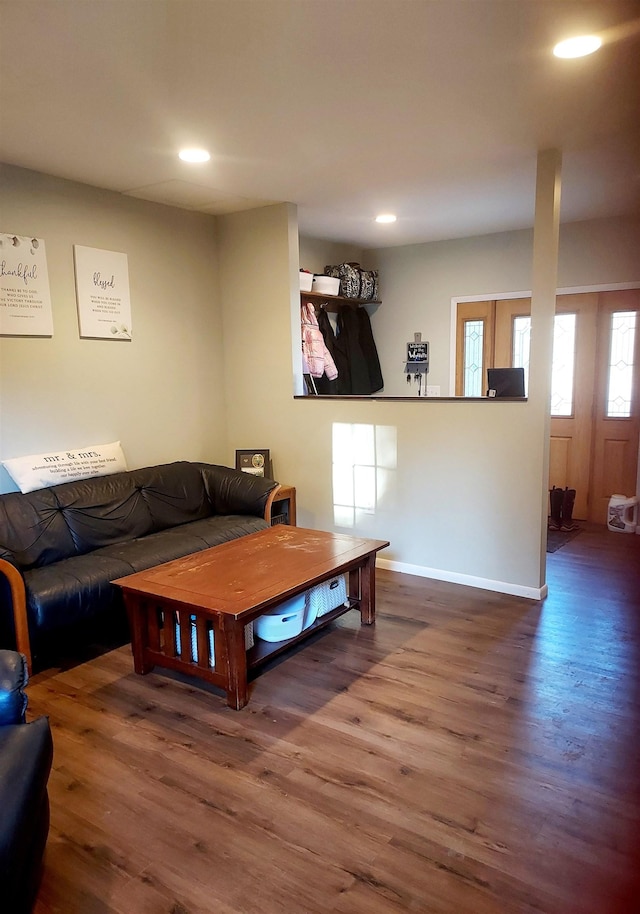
[404,335,429,395]
[406,340,429,365]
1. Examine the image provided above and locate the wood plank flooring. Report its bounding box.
[28,525,640,914]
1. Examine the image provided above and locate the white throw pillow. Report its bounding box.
[2,441,128,493]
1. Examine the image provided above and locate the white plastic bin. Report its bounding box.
[255,594,306,642]
[607,494,638,533]
[311,275,340,296]
[299,271,313,292]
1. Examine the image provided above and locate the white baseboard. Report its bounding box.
[376,557,548,601]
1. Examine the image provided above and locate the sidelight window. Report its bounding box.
[512,316,531,395]
[550,314,576,417]
[463,320,484,397]
[510,313,576,414]
[606,311,636,418]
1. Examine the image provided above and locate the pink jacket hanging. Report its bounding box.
[301,302,338,379]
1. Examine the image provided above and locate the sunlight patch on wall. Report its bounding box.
[332,423,397,527]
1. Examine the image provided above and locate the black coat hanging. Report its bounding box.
[336,306,370,394]
[357,306,384,393]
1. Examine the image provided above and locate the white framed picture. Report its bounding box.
[73,245,132,340]
[0,233,54,336]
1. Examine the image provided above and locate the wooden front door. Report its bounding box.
[455,290,640,523]
[590,290,640,523]
[547,293,598,521]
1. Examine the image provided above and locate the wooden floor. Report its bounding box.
[28,525,640,914]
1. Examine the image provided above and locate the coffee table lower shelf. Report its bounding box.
[247,599,358,669]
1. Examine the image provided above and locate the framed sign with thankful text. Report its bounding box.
[0,233,53,336]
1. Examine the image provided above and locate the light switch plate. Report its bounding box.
[426,385,440,397]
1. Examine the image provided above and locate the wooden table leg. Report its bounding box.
[359,554,376,625]
[287,488,297,526]
[124,594,155,674]
[223,618,249,710]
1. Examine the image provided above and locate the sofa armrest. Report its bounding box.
[197,464,279,519]
[0,650,29,726]
[0,560,32,675]
[0,715,53,912]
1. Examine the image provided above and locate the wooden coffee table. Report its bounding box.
[113,526,389,709]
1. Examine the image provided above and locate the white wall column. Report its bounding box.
[529,148,562,588]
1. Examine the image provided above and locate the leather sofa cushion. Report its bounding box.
[24,552,136,632]
[0,461,214,570]
[0,487,76,570]
[24,514,268,635]
[51,473,154,555]
[51,462,212,556]
[129,462,211,531]
[97,514,269,572]
[197,463,275,517]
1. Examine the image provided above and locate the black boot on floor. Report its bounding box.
[549,486,564,530]
[561,487,578,532]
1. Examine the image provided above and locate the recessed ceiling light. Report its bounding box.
[375,214,397,224]
[553,35,602,58]
[178,148,211,163]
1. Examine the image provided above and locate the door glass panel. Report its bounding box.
[510,313,576,413]
[607,311,636,418]
[463,319,483,397]
[512,316,531,395]
[550,314,576,416]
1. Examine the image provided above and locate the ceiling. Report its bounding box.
[1,0,639,249]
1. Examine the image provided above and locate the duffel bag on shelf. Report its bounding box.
[324,262,378,300]
[358,269,378,301]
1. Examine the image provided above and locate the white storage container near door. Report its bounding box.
[607,494,639,533]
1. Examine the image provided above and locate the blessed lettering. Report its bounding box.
[93,272,115,290]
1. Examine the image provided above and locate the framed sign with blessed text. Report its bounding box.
[74,245,132,340]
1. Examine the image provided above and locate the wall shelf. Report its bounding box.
[300,290,381,312]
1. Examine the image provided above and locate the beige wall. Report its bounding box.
[298,237,365,275]
[2,164,638,597]
[219,212,551,597]
[216,202,302,452]
[236,216,639,597]
[0,164,225,492]
[369,216,640,396]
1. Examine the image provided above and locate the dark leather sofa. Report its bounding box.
[0,461,279,671]
[0,649,53,914]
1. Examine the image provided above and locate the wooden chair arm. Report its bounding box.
[0,558,32,674]
[263,484,282,524]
